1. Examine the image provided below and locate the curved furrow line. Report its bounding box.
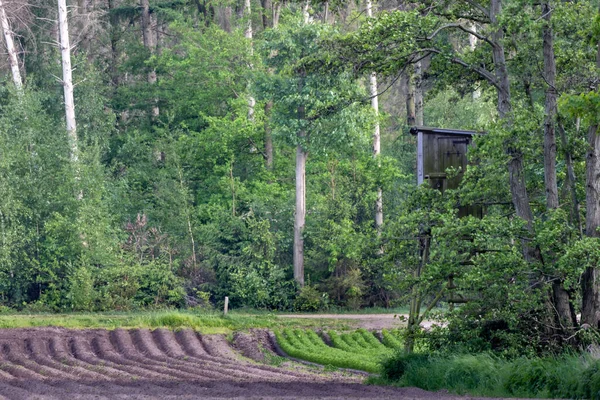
[25,337,110,382]
[146,329,247,380]
[154,329,311,382]
[69,336,172,382]
[49,336,135,382]
[173,329,306,380]
[111,329,222,382]
[141,329,266,382]
[49,337,186,397]
[4,341,79,381]
[197,331,328,381]
[100,330,211,382]
[19,338,131,397]
[0,343,83,398]
[70,335,203,396]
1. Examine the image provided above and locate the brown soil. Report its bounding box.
[0,327,482,399]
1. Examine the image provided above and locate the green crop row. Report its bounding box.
[381,329,404,349]
[327,329,391,360]
[275,328,381,373]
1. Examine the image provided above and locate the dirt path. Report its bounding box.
[0,327,473,399]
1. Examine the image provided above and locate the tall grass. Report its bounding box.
[377,351,600,399]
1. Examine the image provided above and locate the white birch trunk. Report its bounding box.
[141,0,158,117]
[366,0,382,231]
[469,23,481,99]
[58,0,78,163]
[294,141,307,287]
[303,0,310,24]
[0,0,21,91]
[244,0,255,120]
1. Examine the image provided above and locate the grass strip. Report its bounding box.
[0,310,350,333]
[377,352,600,399]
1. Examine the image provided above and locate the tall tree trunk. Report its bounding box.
[264,101,274,169]
[366,0,382,231]
[469,22,481,99]
[263,0,277,170]
[141,0,158,117]
[293,8,308,285]
[302,0,309,24]
[584,124,600,327]
[294,139,307,287]
[244,0,255,120]
[0,0,22,91]
[542,2,559,211]
[541,1,577,330]
[58,0,78,163]
[557,118,582,235]
[406,73,416,126]
[414,61,423,126]
[582,5,600,329]
[490,0,539,265]
[273,1,281,28]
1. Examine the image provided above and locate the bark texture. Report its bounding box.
[581,5,600,329]
[584,124,600,327]
[245,0,255,120]
[406,73,415,126]
[294,142,307,287]
[541,1,576,330]
[414,61,423,126]
[366,0,382,231]
[0,0,22,90]
[542,1,559,211]
[58,0,78,162]
[141,0,158,117]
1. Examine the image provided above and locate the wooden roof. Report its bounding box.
[409,126,480,136]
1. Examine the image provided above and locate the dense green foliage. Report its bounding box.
[0,0,600,368]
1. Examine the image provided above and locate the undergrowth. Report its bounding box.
[374,351,600,399]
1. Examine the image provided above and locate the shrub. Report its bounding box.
[293,285,329,312]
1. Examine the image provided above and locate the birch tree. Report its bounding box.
[244,0,255,120]
[0,0,22,91]
[141,0,158,117]
[58,0,78,162]
[366,0,382,232]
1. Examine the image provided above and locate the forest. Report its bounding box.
[0,0,599,359]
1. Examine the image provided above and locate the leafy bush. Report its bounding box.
[293,285,329,312]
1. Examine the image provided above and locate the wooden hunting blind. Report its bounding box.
[410,126,482,218]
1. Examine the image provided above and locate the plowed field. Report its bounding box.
[0,328,468,399]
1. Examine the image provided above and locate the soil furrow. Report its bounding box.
[26,337,110,382]
[174,329,315,381]
[70,335,169,381]
[143,329,272,381]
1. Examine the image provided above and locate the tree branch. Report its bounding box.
[426,22,495,48]
[460,0,490,19]
[421,48,500,90]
